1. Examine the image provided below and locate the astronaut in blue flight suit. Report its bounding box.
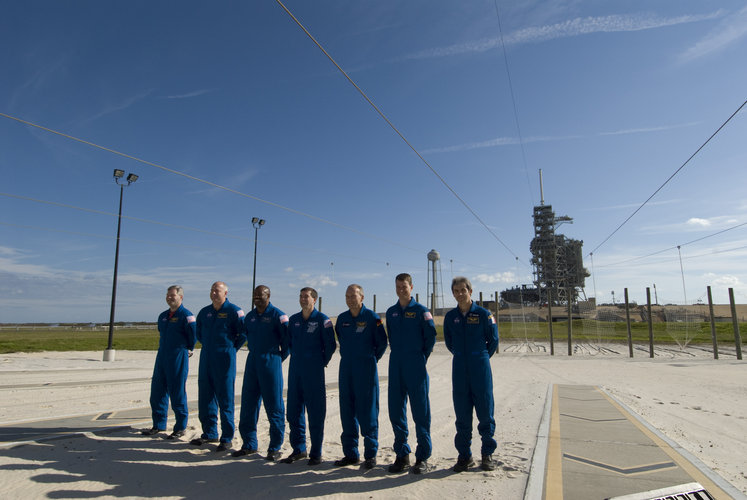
[280,287,336,466]
[443,276,499,473]
[385,273,437,475]
[234,285,289,461]
[333,284,388,470]
[190,281,246,452]
[142,285,196,439]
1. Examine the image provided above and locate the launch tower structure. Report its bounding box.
[530,170,589,305]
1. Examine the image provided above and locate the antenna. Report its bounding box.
[539,169,545,205]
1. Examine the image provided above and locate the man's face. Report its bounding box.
[210,282,227,308]
[345,286,363,310]
[396,279,413,303]
[299,290,315,310]
[166,288,183,310]
[253,286,270,310]
[452,283,472,308]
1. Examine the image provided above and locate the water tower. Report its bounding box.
[426,249,443,313]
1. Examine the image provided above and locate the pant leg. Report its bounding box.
[197,354,219,440]
[260,354,285,452]
[238,354,262,450]
[356,357,380,460]
[338,359,360,460]
[452,357,474,459]
[166,349,190,432]
[286,363,306,454]
[406,354,432,461]
[305,361,326,458]
[150,353,169,429]
[388,355,411,458]
[213,349,237,443]
[472,355,497,456]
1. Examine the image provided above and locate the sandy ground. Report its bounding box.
[0,342,745,499]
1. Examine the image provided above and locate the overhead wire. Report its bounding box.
[0,111,421,253]
[275,0,522,262]
[0,193,414,266]
[589,99,747,255]
[596,219,747,268]
[493,0,535,207]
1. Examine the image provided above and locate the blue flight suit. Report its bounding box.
[335,305,388,461]
[196,299,246,443]
[286,309,336,459]
[238,303,289,453]
[150,304,196,432]
[443,301,499,459]
[386,298,437,461]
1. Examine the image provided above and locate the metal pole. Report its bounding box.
[707,286,718,360]
[567,290,572,356]
[548,289,554,356]
[373,294,376,313]
[646,287,654,358]
[252,225,258,294]
[106,184,124,354]
[318,296,322,313]
[624,288,633,358]
[728,288,743,360]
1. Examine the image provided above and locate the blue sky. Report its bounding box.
[1,0,746,323]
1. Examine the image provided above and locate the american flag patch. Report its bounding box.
[489,314,496,324]
[324,319,333,328]
[280,314,289,324]
[187,315,196,323]
[237,309,245,318]
[424,311,433,321]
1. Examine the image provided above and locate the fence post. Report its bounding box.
[567,289,572,356]
[707,286,718,360]
[728,288,743,360]
[494,291,499,354]
[548,289,554,356]
[625,288,633,357]
[646,287,654,358]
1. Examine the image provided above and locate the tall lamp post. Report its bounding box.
[251,217,266,294]
[104,169,138,362]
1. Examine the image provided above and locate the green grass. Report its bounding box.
[493,320,745,345]
[0,321,744,353]
[0,326,160,353]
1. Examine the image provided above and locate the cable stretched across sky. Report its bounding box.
[0,111,421,254]
[589,98,747,256]
[275,0,522,262]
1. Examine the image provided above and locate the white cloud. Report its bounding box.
[284,267,294,273]
[400,11,725,61]
[164,89,214,99]
[678,6,747,62]
[423,123,696,154]
[686,218,711,227]
[473,271,517,284]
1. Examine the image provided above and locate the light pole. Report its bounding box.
[251,217,266,294]
[104,169,138,362]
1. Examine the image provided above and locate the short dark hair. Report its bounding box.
[395,273,412,286]
[300,287,318,300]
[451,276,472,293]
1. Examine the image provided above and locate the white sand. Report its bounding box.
[0,343,745,499]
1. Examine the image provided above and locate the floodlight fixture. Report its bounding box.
[126,173,139,183]
[113,169,125,178]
